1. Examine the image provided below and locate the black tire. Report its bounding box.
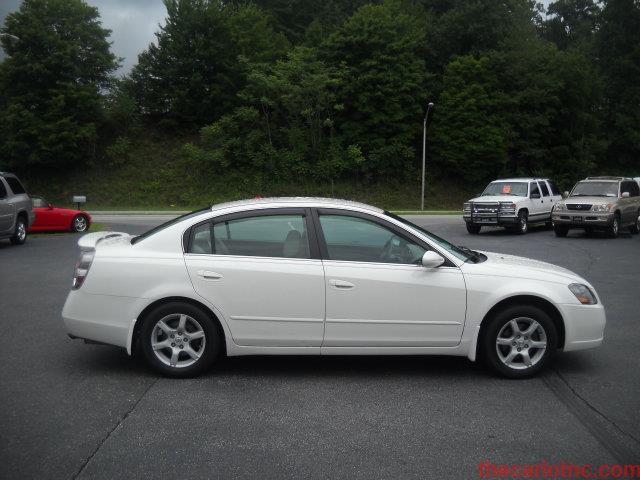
[71,214,89,233]
[9,216,27,245]
[607,213,620,238]
[545,221,553,229]
[515,210,528,234]
[466,223,481,234]
[139,302,222,378]
[554,225,569,237]
[481,304,557,379]
[629,211,640,234]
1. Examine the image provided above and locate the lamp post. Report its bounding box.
[421,102,434,211]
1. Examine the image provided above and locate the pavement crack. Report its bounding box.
[543,370,640,462]
[72,378,159,479]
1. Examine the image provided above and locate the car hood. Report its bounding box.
[467,195,525,203]
[465,250,585,285]
[563,196,617,205]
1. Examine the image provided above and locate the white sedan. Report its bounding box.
[62,198,606,378]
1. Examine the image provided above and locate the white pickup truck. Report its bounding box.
[463,178,563,234]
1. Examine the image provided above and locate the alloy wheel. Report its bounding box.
[17,221,26,241]
[74,216,87,232]
[495,317,547,370]
[151,313,206,368]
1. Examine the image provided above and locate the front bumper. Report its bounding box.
[463,213,518,226]
[552,212,613,228]
[558,302,606,351]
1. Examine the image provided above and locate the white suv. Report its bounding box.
[463,178,563,234]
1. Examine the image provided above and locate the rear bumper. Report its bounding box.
[552,212,613,228]
[558,303,606,351]
[62,289,145,352]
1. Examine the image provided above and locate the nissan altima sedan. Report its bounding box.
[62,198,606,378]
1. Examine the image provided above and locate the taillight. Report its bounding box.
[72,249,95,289]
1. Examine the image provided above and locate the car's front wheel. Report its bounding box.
[553,225,569,237]
[607,213,620,238]
[481,305,557,378]
[10,217,27,245]
[71,214,89,233]
[515,210,528,234]
[466,223,481,234]
[139,302,221,377]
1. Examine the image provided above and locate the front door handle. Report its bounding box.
[197,270,223,280]
[329,279,355,289]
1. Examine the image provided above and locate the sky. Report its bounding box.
[0,0,168,75]
[0,0,553,76]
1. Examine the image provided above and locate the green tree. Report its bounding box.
[0,0,118,171]
[321,0,428,178]
[430,56,511,183]
[596,0,640,172]
[540,0,600,51]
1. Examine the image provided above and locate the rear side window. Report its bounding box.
[547,180,562,196]
[188,214,311,259]
[0,180,7,198]
[539,181,550,196]
[5,177,26,194]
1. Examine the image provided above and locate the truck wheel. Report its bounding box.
[10,217,27,245]
[630,211,640,234]
[516,211,528,234]
[466,223,481,234]
[607,213,620,238]
[554,225,569,237]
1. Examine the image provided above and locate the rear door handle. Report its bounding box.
[329,279,355,289]
[197,270,223,280]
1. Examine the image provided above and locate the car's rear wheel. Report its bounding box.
[139,302,221,377]
[629,211,640,234]
[607,213,620,238]
[10,217,27,245]
[71,214,89,232]
[481,305,557,378]
[553,225,569,237]
[466,223,481,234]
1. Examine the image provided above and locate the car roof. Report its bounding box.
[583,176,628,182]
[210,197,384,214]
[490,178,550,182]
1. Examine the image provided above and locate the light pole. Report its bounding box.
[421,102,434,211]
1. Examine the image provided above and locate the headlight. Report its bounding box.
[554,203,565,212]
[463,202,471,213]
[499,202,516,212]
[568,283,597,305]
[592,203,613,213]
[73,249,95,289]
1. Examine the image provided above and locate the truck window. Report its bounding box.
[5,177,26,194]
[547,180,561,196]
[530,182,540,197]
[539,181,550,197]
[0,181,7,198]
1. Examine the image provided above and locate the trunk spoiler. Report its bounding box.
[78,231,130,250]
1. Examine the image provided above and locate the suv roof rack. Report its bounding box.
[585,176,626,181]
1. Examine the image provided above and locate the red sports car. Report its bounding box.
[28,195,92,233]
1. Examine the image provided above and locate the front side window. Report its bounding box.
[530,182,540,197]
[5,177,25,194]
[31,196,47,208]
[319,214,426,264]
[191,214,311,259]
[0,180,7,198]
[621,181,639,197]
[481,182,528,197]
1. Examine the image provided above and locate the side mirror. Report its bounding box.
[563,191,569,198]
[530,193,541,199]
[421,251,445,269]
[621,191,630,198]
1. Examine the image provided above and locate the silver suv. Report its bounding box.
[552,176,640,238]
[0,172,35,245]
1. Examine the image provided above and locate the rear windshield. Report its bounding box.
[131,208,210,244]
[571,181,618,197]
[481,182,528,197]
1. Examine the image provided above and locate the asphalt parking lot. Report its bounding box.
[1,215,639,479]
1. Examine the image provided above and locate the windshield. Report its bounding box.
[384,211,478,262]
[481,182,528,197]
[570,181,618,197]
[131,207,210,244]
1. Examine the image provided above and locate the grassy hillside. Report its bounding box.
[22,129,473,212]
